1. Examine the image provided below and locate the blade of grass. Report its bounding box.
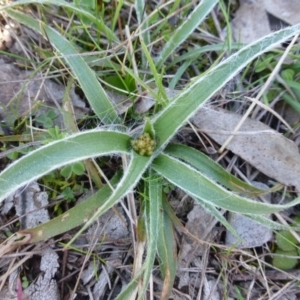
[169,59,193,89]
[18,172,121,243]
[168,43,243,68]
[64,152,153,247]
[114,272,141,300]
[1,0,118,42]
[135,0,150,68]
[62,77,103,188]
[194,198,241,240]
[282,93,300,114]
[152,24,300,149]
[244,214,300,231]
[156,0,218,69]
[153,153,300,214]
[111,0,124,32]
[157,205,177,300]
[5,9,121,124]
[0,130,130,202]
[139,35,168,106]
[138,173,162,299]
[165,144,266,197]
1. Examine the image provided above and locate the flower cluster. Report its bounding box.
[131,132,156,156]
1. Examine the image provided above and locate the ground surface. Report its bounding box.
[0,1,300,299]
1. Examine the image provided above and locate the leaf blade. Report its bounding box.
[156,0,218,68]
[165,144,265,197]
[5,9,121,124]
[0,130,130,202]
[19,173,121,243]
[153,24,300,148]
[153,153,300,214]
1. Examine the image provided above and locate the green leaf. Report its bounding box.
[282,93,300,115]
[134,0,150,68]
[156,0,218,68]
[139,37,168,106]
[21,276,29,288]
[35,112,54,128]
[143,118,156,139]
[1,0,118,42]
[194,197,241,240]
[152,24,300,149]
[244,214,299,231]
[72,162,85,176]
[74,0,95,10]
[0,130,130,203]
[254,54,275,73]
[281,69,295,81]
[47,126,64,140]
[165,144,265,197]
[168,43,244,68]
[114,274,139,300]
[284,79,300,90]
[272,249,298,270]
[65,152,153,247]
[152,153,300,214]
[157,203,177,300]
[5,9,121,124]
[105,74,136,94]
[6,152,19,161]
[60,165,72,179]
[61,186,75,202]
[139,173,162,299]
[19,173,122,243]
[293,216,300,225]
[276,231,298,252]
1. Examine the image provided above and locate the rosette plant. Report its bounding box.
[1,1,300,298]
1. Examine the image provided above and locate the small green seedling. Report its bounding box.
[272,217,300,270]
[47,126,65,140]
[21,276,29,288]
[61,186,76,202]
[60,162,85,179]
[35,110,58,128]
[272,248,298,270]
